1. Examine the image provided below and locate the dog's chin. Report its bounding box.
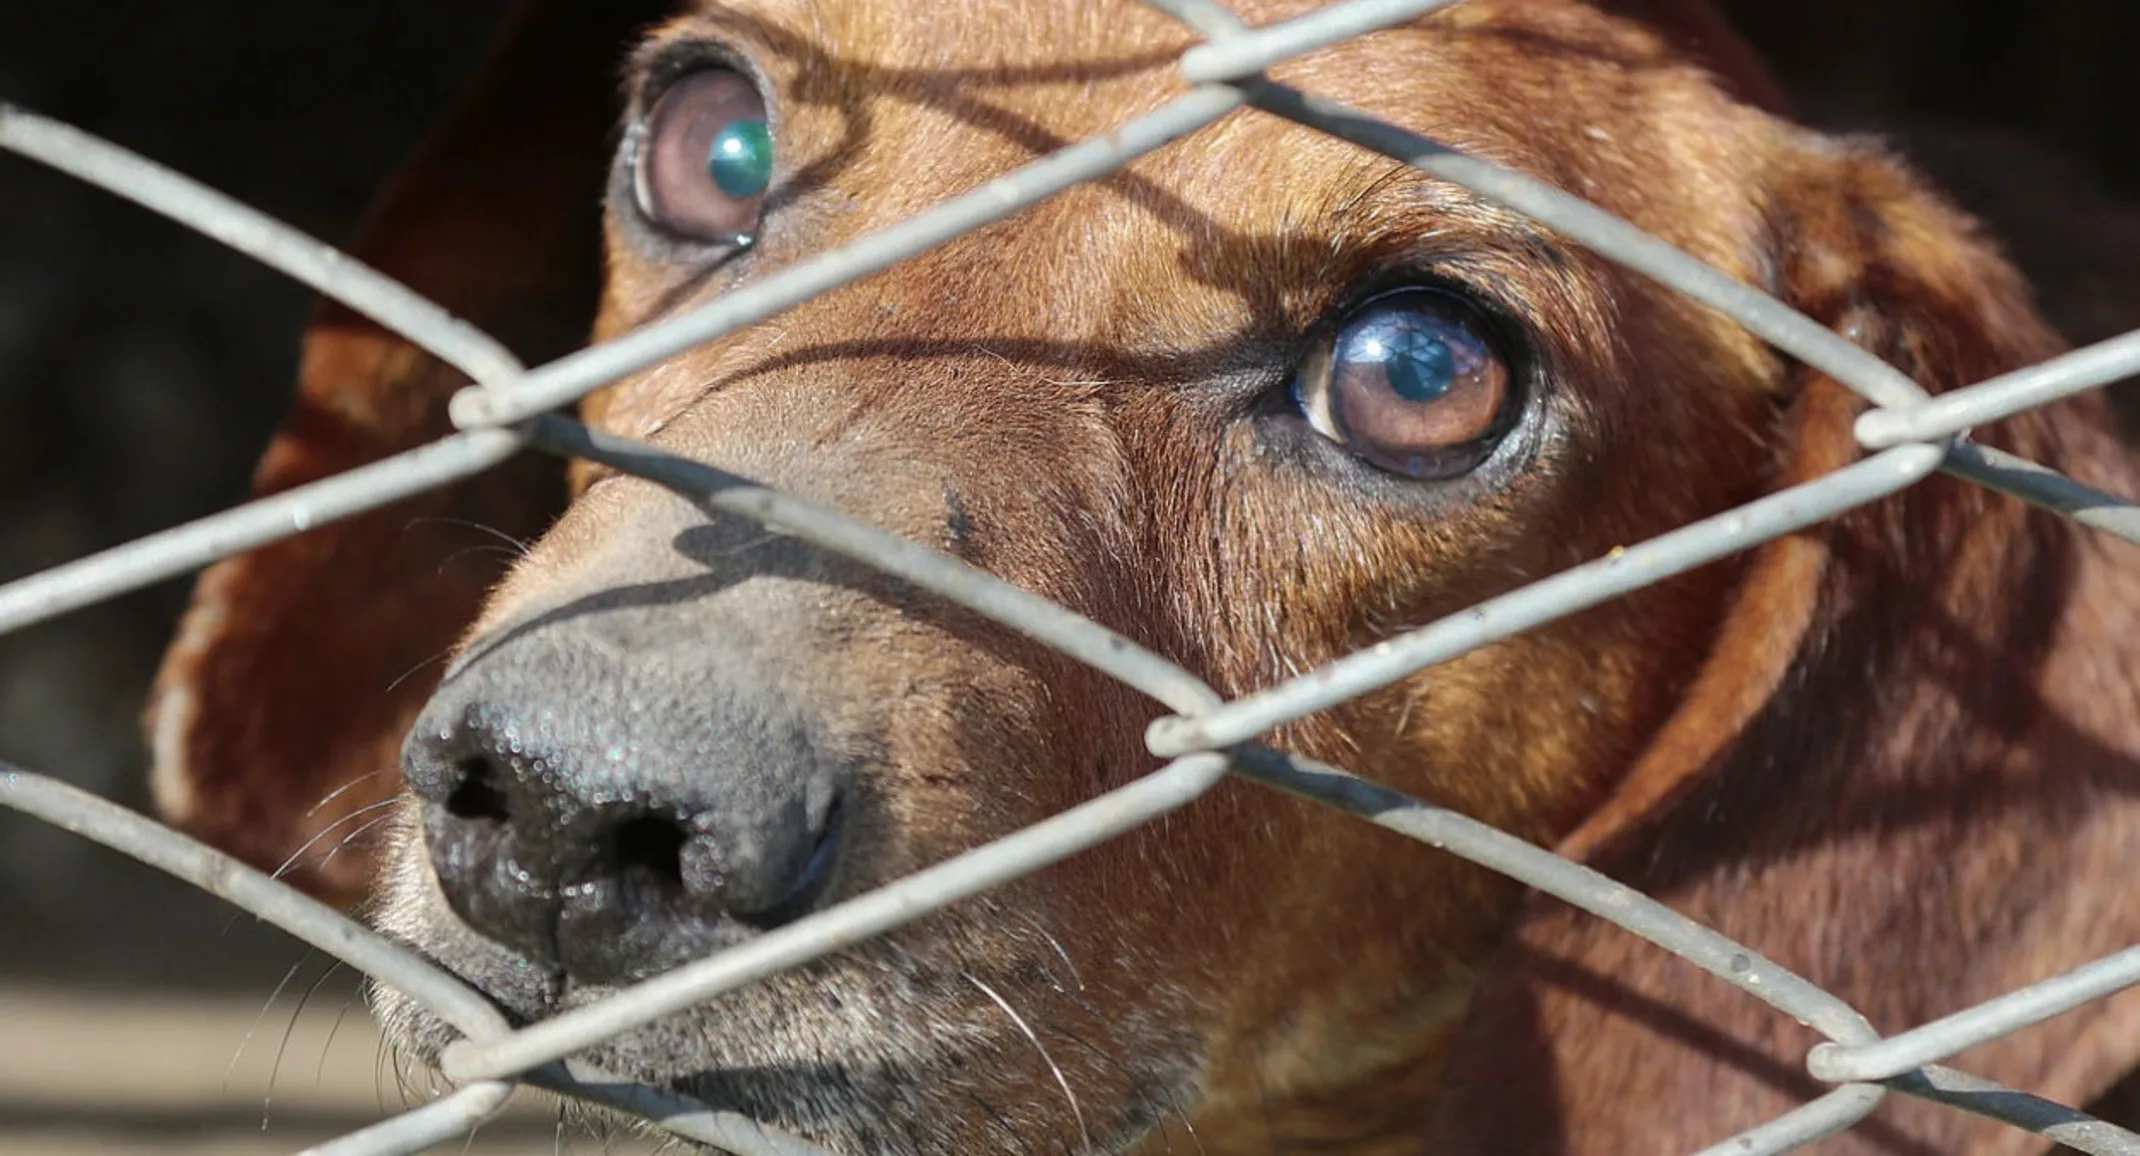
[369,921,1205,1156]
[371,963,947,1154]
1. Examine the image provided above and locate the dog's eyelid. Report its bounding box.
[1310,268,1540,379]
[630,36,774,115]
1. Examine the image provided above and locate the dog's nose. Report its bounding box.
[401,630,846,984]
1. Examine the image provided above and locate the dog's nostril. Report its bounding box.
[445,756,511,823]
[728,797,845,930]
[610,814,687,885]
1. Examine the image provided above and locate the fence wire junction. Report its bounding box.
[5,0,2140,1153]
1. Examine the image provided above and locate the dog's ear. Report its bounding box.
[1428,139,2140,1151]
[146,0,665,904]
[1603,0,1789,115]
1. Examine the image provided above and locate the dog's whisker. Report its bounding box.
[228,948,314,1099]
[385,644,457,695]
[965,342,1118,390]
[270,798,401,881]
[1391,685,1422,739]
[1017,912,1085,993]
[314,812,398,874]
[1168,1089,1210,1156]
[436,542,531,578]
[459,1105,484,1156]
[265,958,345,1130]
[314,987,362,1088]
[1041,991,1206,1155]
[407,514,538,558]
[303,767,391,818]
[371,1033,392,1122]
[389,1042,419,1112]
[964,969,1092,1155]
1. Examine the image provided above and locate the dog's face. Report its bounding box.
[350,0,2042,1151]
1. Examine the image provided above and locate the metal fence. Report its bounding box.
[5,0,2140,1153]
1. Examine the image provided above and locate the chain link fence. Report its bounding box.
[5,0,2140,1152]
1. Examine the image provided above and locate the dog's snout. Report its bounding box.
[403,629,847,985]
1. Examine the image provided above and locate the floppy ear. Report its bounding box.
[1428,139,2140,1151]
[146,0,667,903]
[1603,0,1790,115]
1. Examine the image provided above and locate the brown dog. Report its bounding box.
[145,1,2140,1152]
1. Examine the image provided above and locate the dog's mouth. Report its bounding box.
[376,817,1204,1156]
[378,935,933,1149]
[395,953,1063,1155]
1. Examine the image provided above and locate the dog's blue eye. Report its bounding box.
[1294,289,1514,479]
[1373,323,1460,402]
[635,68,772,245]
[708,118,773,199]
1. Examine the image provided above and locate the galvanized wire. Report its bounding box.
[0,105,523,389]
[436,751,1232,1083]
[1145,443,1947,758]
[1809,946,2140,1084]
[443,86,1246,428]
[1940,440,2140,545]
[1228,748,2140,1153]
[1857,327,2140,448]
[1227,76,1934,412]
[0,767,507,1040]
[1888,1068,2140,1156]
[6,0,2140,1152]
[527,1061,839,1156]
[1177,0,1469,80]
[1224,747,1878,1044]
[298,1082,517,1156]
[1690,1085,1887,1156]
[525,416,1223,717]
[0,765,831,1155]
[0,430,523,636]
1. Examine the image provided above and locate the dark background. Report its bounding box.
[0,2,509,989]
[1734,0,2140,193]
[0,0,2134,1145]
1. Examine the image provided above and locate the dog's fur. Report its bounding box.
[147,1,2140,1152]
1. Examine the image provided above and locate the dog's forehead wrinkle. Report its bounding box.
[605,3,1769,392]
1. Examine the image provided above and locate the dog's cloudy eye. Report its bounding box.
[1294,288,1515,479]
[634,68,771,245]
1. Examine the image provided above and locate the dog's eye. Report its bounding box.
[1293,289,1515,479]
[634,68,772,245]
